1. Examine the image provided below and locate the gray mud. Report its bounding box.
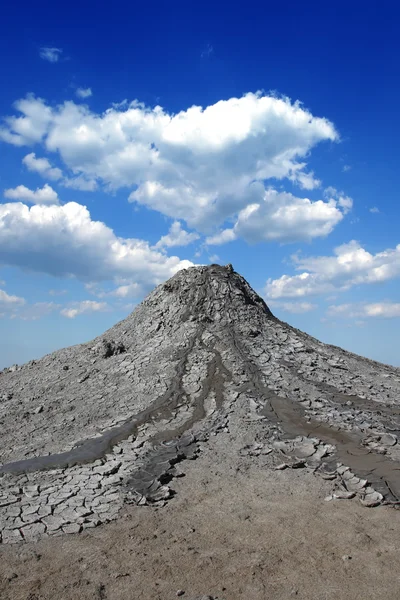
[1,263,399,545]
[261,393,400,501]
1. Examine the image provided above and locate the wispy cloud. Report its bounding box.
[76,87,92,99]
[328,302,400,319]
[39,47,62,63]
[0,288,25,308]
[370,206,380,214]
[270,301,317,314]
[13,302,59,321]
[60,301,109,319]
[201,43,214,58]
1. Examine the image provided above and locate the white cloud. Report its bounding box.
[0,96,53,146]
[206,228,237,245]
[60,300,108,319]
[265,240,400,298]
[207,188,345,245]
[370,207,380,214]
[110,283,142,298]
[22,152,63,180]
[0,288,25,307]
[289,169,321,190]
[270,301,317,313]
[0,202,193,287]
[0,92,339,237]
[328,302,400,319]
[324,186,353,214]
[155,221,199,249]
[76,88,92,99]
[39,47,62,63]
[22,153,95,190]
[3,184,59,205]
[342,164,351,172]
[61,175,97,191]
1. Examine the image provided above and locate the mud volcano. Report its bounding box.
[0,264,399,544]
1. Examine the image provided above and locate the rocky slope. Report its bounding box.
[0,264,399,544]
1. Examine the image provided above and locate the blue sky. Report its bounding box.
[1,0,400,367]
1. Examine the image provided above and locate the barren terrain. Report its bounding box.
[1,264,399,599]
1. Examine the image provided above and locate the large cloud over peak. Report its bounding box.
[0,201,193,285]
[206,188,345,245]
[0,92,340,236]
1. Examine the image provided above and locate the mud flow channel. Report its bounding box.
[261,390,400,501]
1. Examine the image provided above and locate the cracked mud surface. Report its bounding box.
[1,264,400,597]
[1,416,400,600]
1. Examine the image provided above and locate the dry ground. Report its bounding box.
[1,431,399,600]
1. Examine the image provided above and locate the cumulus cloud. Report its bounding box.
[155,221,199,249]
[60,300,108,319]
[370,207,380,214]
[22,152,62,180]
[207,188,345,245]
[265,240,400,298]
[0,202,193,287]
[39,47,62,63]
[0,96,53,146]
[3,184,59,205]
[76,88,92,99]
[0,92,340,238]
[328,302,400,319]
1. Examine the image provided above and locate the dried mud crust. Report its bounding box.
[0,426,399,600]
[0,264,400,545]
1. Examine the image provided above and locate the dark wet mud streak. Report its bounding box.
[0,330,204,475]
[261,392,400,501]
[0,315,231,477]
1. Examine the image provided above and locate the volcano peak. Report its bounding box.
[0,266,399,545]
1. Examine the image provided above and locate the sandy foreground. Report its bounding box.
[1,429,399,600]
